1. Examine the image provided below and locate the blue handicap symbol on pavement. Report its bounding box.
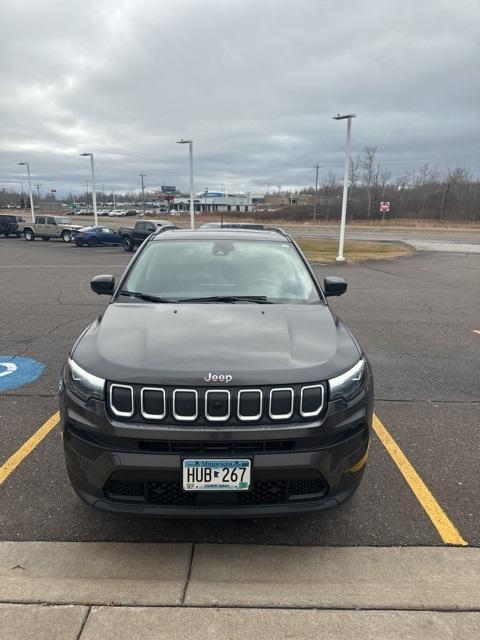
[0,356,45,393]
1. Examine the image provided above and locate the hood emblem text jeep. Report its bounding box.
[204,372,232,383]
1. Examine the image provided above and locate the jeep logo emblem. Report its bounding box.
[204,372,232,383]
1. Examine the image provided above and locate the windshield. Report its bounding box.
[118,239,321,304]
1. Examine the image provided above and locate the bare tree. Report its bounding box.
[361,146,378,218]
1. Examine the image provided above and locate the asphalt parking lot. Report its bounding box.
[0,236,478,547]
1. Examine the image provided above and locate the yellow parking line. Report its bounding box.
[373,413,467,546]
[473,330,480,336]
[0,411,59,485]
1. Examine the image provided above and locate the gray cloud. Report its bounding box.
[1,0,479,195]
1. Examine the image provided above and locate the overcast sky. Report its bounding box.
[1,0,479,196]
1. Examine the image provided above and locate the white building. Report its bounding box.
[172,191,264,213]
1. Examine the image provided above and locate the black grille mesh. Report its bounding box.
[104,477,327,506]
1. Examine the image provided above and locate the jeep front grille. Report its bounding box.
[107,382,325,426]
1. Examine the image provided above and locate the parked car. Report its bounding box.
[108,209,126,217]
[199,222,265,230]
[0,214,25,237]
[60,226,373,516]
[118,219,176,252]
[21,216,82,242]
[74,226,122,247]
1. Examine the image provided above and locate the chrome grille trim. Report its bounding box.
[205,389,231,422]
[300,384,325,418]
[269,387,294,420]
[109,383,134,418]
[237,389,263,422]
[140,387,166,420]
[172,388,198,421]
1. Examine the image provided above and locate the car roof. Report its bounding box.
[152,228,291,243]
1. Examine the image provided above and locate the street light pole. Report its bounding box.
[17,162,35,222]
[80,153,98,226]
[177,139,194,230]
[332,114,356,263]
[139,173,146,215]
[313,163,319,221]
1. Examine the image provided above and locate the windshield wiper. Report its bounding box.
[175,295,273,304]
[117,290,177,303]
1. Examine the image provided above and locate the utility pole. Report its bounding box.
[313,163,319,221]
[35,183,42,209]
[139,173,146,215]
[85,179,89,205]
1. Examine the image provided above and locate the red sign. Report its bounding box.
[379,201,390,212]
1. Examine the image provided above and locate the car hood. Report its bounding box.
[72,302,361,385]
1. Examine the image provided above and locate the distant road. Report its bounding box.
[286,227,480,253]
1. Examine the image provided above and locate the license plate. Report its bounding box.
[182,459,251,491]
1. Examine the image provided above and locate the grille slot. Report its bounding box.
[205,390,230,422]
[141,387,166,420]
[269,388,294,420]
[237,389,262,421]
[300,385,324,418]
[110,384,134,418]
[173,389,198,421]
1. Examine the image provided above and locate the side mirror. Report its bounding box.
[90,274,115,295]
[324,276,347,297]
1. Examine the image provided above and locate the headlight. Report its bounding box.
[329,359,366,402]
[64,358,105,402]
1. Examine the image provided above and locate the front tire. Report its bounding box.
[87,237,98,247]
[75,237,84,247]
[122,236,134,252]
[61,230,71,243]
[24,229,35,241]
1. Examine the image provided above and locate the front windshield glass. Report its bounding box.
[119,239,321,304]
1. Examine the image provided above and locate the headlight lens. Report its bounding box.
[64,358,105,402]
[329,358,366,402]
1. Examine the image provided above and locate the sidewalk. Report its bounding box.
[1,542,479,639]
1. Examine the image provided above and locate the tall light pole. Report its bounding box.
[313,163,319,221]
[139,173,146,215]
[17,162,35,222]
[80,152,98,226]
[333,114,356,262]
[177,139,194,230]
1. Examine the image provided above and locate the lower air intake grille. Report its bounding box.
[104,477,327,506]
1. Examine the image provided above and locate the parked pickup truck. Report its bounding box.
[21,215,82,243]
[118,219,175,252]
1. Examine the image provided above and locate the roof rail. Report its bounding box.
[262,226,291,239]
[152,224,177,236]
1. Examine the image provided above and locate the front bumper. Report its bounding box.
[60,373,373,517]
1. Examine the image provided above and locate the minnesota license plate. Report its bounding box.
[182,459,251,491]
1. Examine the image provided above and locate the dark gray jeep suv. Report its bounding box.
[60,227,373,516]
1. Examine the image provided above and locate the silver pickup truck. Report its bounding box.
[21,215,82,243]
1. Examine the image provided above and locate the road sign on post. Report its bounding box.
[380,201,390,222]
[162,185,176,194]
